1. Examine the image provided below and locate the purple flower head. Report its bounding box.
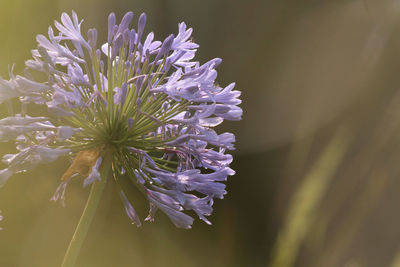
[0,11,242,229]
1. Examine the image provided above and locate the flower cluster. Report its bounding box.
[0,11,241,229]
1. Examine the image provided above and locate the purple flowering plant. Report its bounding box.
[0,11,241,265]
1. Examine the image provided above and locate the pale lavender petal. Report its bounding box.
[108,12,116,43]
[0,168,13,188]
[55,12,90,51]
[83,157,102,187]
[0,115,48,125]
[3,146,70,174]
[50,177,74,207]
[118,12,134,36]
[155,34,174,61]
[113,83,128,105]
[181,194,213,225]
[0,122,56,141]
[120,191,141,227]
[136,13,146,43]
[146,189,193,229]
[57,126,81,140]
[88,28,98,49]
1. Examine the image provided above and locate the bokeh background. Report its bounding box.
[1,0,400,266]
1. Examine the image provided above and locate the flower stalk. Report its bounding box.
[61,149,113,267]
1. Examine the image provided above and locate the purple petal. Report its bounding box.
[120,191,142,227]
[108,12,116,43]
[83,157,102,187]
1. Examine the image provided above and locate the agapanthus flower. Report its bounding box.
[0,11,241,229]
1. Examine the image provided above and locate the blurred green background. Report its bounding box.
[2,0,400,266]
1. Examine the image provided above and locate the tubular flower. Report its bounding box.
[0,11,242,229]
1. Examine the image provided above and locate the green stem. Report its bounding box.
[61,149,114,267]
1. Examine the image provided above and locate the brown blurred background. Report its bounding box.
[2,0,400,266]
